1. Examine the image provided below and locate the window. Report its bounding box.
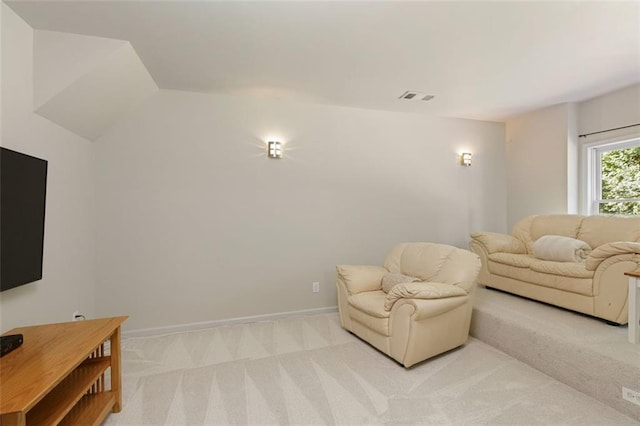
[585,137,640,215]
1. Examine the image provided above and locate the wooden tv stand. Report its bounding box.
[0,316,127,426]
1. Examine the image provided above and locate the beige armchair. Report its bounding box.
[336,242,481,368]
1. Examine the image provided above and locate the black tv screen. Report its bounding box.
[1,147,48,291]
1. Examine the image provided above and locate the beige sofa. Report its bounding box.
[470,214,640,324]
[336,242,481,367]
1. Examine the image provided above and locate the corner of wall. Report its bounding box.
[566,103,579,214]
[1,3,97,332]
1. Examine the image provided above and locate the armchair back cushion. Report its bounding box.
[384,243,480,287]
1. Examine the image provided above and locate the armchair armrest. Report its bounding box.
[384,282,468,311]
[470,232,526,254]
[336,265,387,295]
[585,241,640,271]
[389,292,470,321]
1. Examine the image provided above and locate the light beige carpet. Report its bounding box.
[471,286,640,420]
[105,313,637,425]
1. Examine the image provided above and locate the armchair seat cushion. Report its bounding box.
[348,291,390,318]
[348,291,390,336]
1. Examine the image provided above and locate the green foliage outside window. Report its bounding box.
[600,146,640,215]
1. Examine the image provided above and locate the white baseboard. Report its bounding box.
[123,306,338,339]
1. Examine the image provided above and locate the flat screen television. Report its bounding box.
[1,147,48,292]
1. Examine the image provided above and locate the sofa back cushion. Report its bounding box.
[577,215,640,248]
[513,215,584,253]
[384,243,480,285]
[530,215,583,240]
[512,214,640,252]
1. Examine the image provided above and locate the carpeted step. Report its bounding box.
[470,286,640,421]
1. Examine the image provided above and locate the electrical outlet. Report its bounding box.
[312,282,320,293]
[622,387,640,407]
[72,311,85,321]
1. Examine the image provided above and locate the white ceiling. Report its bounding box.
[6,0,640,122]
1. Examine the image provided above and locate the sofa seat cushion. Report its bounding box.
[488,260,593,296]
[489,253,536,268]
[348,291,390,336]
[529,260,594,279]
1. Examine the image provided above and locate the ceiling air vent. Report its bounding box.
[399,91,435,101]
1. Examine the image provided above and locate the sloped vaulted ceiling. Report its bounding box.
[6,1,640,125]
[33,30,158,141]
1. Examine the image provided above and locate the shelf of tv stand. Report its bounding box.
[26,357,111,425]
[58,392,115,426]
[0,316,127,426]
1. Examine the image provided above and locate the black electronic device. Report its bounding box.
[0,147,48,292]
[0,333,24,357]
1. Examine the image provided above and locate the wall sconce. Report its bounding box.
[461,152,472,167]
[267,141,283,159]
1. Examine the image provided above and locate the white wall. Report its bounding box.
[0,5,95,332]
[93,90,507,331]
[505,103,575,230]
[504,84,640,228]
[576,84,640,214]
[578,83,640,137]
[566,103,579,215]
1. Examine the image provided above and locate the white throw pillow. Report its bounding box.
[532,235,592,263]
[381,273,420,293]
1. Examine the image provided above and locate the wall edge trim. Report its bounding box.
[123,306,339,338]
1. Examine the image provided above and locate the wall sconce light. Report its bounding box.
[267,141,283,159]
[461,152,472,167]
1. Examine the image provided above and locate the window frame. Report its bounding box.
[582,135,640,215]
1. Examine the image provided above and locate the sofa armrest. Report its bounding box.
[336,265,387,295]
[470,232,526,254]
[384,282,468,311]
[585,241,640,271]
